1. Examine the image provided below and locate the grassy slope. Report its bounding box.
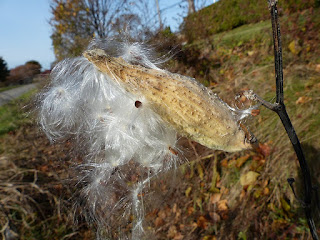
[0,85,21,93]
[0,87,94,239]
[182,0,317,42]
[0,89,37,135]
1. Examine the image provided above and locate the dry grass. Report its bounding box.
[0,94,94,239]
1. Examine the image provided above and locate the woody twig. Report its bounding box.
[245,1,319,238]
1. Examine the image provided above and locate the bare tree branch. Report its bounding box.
[83,0,129,38]
[187,0,196,14]
[155,0,163,30]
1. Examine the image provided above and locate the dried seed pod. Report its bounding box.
[84,49,252,152]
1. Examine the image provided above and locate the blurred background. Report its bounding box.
[0,0,320,239]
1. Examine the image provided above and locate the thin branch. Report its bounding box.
[243,90,278,111]
[268,0,284,104]
[253,1,320,239]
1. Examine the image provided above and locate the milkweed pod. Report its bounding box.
[84,49,254,152]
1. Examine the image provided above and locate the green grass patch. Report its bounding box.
[0,84,21,93]
[186,20,272,52]
[182,0,317,42]
[213,20,271,49]
[0,89,37,136]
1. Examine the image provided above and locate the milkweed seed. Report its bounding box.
[135,100,142,108]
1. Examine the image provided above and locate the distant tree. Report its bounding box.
[187,0,196,14]
[0,57,9,83]
[50,0,94,60]
[83,0,129,38]
[25,60,42,75]
[155,0,163,30]
[7,61,41,85]
[50,0,131,60]
[111,13,142,39]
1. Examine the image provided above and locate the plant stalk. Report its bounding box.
[265,0,319,238]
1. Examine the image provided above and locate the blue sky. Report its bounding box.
[0,0,54,70]
[0,0,213,70]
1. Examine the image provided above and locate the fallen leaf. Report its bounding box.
[240,171,260,186]
[236,154,250,168]
[296,96,312,104]
[188,206,194,215]
[220,159,228,168]
[240,189,246,200]
[253,189,262,199]
[53,184,63,190]
[288,40,302,55]
[175,208,181,220]
[247,184,254,192]
[202,237,217,240]
[173,233,184,240]
[227,159,237,168]
[251,109,260,116]
[247,50,255,56]
[210,193,221,204]
[172,203,177,213]
[210,212,221,222]
[167,225,178,238]
[258,143,272,157]
[197,216,209,229]
[220,186,229,195]
[39,165,49,172]
[262,179,269,187]
[202,236,211,240]
[281,198,291,212]
[158,210,166,219]
[185,186,192,197]
[217,199,228,211]
[155,217,164,227]
[165,206,172,217]
[239,95,247,103]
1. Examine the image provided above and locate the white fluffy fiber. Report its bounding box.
[37,39,256,239]
[37,40,180,239]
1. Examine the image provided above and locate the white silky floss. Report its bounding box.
[37,39,255,239]
[38,40,181,239]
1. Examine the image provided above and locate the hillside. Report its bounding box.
[182,0,318,42]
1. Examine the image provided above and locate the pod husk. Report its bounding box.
[84,49,252,152]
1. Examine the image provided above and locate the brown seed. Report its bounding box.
[251,109,260,116]
[135,100,142,108]
[168,146,178,155]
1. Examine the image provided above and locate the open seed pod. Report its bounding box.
[84,48,254,152]
[38,41,257,239]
